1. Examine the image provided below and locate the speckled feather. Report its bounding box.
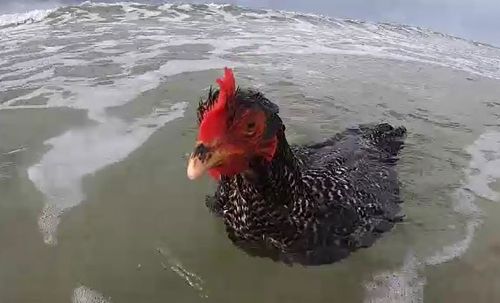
[202,89,407,265]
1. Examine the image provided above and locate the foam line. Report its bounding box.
[29,103,187,245]
[364,131,500,302]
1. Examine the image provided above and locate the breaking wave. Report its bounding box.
[1,2,499,80]
[0,8,55,27]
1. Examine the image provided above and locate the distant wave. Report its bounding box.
[1,2,498,80]
[0,8,55,27]
[1,1,497,50]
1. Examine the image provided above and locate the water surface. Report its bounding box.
[1,3,500,303]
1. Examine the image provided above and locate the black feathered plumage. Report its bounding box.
[200,88,407,265]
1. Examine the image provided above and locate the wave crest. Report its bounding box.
[0,8,55,27]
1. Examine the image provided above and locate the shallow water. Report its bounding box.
[1,3,500,303]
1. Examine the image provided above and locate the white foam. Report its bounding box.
[93,40,120,48]
[207,5,238,23]
[364,253,425,303]
[0,9,54,27]
[41,45,66,53]
[72,57,236,121]
[0,104,54,110]
[80,1,145,8]
[121,4,161,21]
[4,146,27,155]
[425,131,500,265]
[176,4,194,12]
[2,2,500,92]
[29,103,187,245]
[72,285,111,303]
[0,71,55,100]
[464,131,500,202]
[80,11,107,23]
[156,11,190,23]
[8,49,238,245]
[426,219,481,266]
[365,131,500,301]
[6,55,87,74]
[79,2,181,22]
[0,56,238,118]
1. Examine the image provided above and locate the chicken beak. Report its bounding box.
[186,143,223,180]
[187,156,207,180]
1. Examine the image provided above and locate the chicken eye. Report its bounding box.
[247,122,256,130]
[244,122,256,136]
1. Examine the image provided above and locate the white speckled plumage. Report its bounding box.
[200,88,407,265]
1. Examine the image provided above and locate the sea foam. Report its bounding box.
[29,103,187,245]
[364,131,500,302]
[0,9,54,27]
[72,285,111,303]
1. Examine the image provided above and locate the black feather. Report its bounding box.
[203,90,407,266]
[197,86,219,124]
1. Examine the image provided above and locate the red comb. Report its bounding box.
[214,67,235,110]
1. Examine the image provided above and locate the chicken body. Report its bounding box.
[206,123,407,265]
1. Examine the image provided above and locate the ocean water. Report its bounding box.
[1,2,500,303]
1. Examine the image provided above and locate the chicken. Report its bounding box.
[187,68,407,265]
